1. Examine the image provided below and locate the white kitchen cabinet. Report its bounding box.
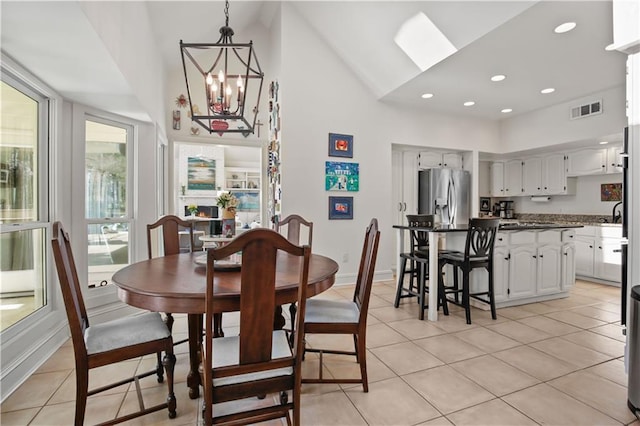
[607,145,624,173]
[509,245,537,299]
[574,225,622,284]
[562,243,576,291]
[575,236,596,277]
[504,160,523,196]
[490,162,504,197]
[543,153,571,194]
[595,238,623,282]
[566,148,607,176]
[537,244,562,294]
[522,157,542,195]
[225,167,260,191]
[493,246,509,302]
[418,151,463,169]
[392,151,418,226]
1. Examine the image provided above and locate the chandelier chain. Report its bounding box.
[224,0,230,27]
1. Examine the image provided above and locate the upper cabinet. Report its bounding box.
[566,148,607,176]
[490,162,505,197]
[523,154,573,196]
[607,145,624,173]
[418,151,463,169]
[504,160,523,196]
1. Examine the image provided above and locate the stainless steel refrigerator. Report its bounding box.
[418,168,471,225]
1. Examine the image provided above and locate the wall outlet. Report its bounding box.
[342,253,348,263]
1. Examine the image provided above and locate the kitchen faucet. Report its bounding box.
[612,201,623,223]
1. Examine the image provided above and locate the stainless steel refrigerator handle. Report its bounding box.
[448,177,457,224]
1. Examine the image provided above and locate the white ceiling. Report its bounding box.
[0,1,627,124]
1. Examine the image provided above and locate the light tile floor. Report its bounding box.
[2,279,640,425]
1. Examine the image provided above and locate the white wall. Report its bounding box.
[278,4,500,283]
[514,173,623,215]
[500,86,627,152]
[79,2,167,132]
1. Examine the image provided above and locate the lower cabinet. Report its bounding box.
[574,226,622,284]
[483,229,572,306]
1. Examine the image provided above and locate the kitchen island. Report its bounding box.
[394,222,583,321]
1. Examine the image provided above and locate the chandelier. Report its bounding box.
[180,0,264,136]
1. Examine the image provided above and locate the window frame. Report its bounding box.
[0,60,53,341]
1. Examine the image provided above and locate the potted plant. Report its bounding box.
[187,204,198,216]
[216,192,239,219]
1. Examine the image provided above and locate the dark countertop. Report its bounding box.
[498,223,583,231]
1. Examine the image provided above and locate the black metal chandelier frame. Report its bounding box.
[180,1,264,136]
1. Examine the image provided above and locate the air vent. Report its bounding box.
[570,100,602,120]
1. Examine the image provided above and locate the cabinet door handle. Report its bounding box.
[589,245,593,248]
[564,253,568,256]
[403,202,406,211]
[498,238,503,241]
[398,202,402,211]
[532,255,537,258]
[613,248,622,253]
[539,254,543,258]
[598,246,602,249]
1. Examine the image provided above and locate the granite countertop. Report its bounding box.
[498,222,583,231]
[513,213,622,227]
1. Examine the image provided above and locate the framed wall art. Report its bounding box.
[328,196,353,220]
[601,183,622,201]
[325,161,359,191]
[328,133,353,158]
[480,197,491,212]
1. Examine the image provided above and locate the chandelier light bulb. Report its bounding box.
[206,73,214,85]
[237,76,243,88]
[218,70,225,83]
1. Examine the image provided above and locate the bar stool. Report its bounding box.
[437,218,500,324]
[394,214,434,319]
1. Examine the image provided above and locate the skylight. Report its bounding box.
[394,12,457,72]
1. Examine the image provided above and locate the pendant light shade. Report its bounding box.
[180,1,264,136]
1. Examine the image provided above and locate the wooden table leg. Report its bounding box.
[187,313,201,399]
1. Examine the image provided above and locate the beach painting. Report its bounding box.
[187,157,216,190]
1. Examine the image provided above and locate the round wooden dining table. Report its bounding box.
[113,251,338,398]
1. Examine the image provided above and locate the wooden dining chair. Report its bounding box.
[276,214,313,247]
[147,214,196,344]
[201,229,311,425]
[51,222,176,425]
[438,217,500,324]
[302,218,380,392]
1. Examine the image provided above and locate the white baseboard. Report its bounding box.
[333,269,393,286]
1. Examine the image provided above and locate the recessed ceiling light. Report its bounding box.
[491,74,506,82]
[541,88,555,94]
[554,22,576,33]
[501,108,513,113]
[463,101,475,107]
[421,93,434,99]
[599,141,609,145]
[605,43,616,51]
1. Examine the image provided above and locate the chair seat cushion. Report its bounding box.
[84,312,170,355]
[439,251,489,264]
[212,330,293,386]
[305,298,360,324]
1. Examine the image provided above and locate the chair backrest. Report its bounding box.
[464,218,500,260]
[353,218,381,324]
[147,215,194,259]
[275,214,313,247]
[205,228,310,367]
[406,214,434,252]
[51,222,89,361]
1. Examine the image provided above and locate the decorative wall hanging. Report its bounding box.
[175,94,188,108]
[480,197,491,212]
[267,80,282,224]
[325,161,359,191]
[329,196,353,220]
[172,110,181,130]
[328,133,353,158]
[601,183,622,201]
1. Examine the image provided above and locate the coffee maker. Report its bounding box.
[499,201,514,219]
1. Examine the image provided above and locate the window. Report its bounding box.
[0,78,49,332]
[85,118,132,288]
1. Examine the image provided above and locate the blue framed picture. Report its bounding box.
[325,161,359,192]
[328,196,353,220]
[328,133,353,158]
